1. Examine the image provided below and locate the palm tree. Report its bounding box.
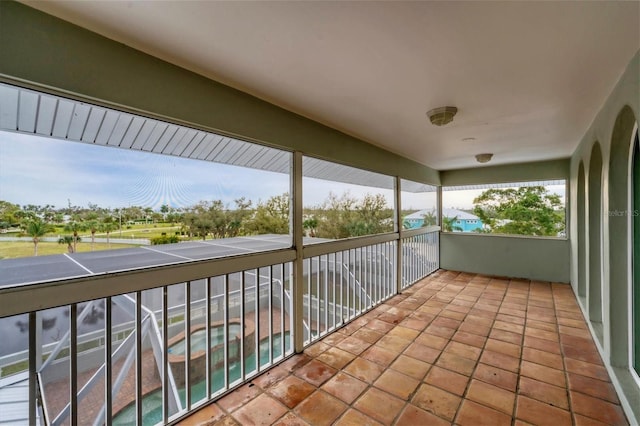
[85,219,99,250]
[442,215,463,232]
[58,235,80,253]
[303,217,318,237]
[22,218,51,256]
[422,210,437,226]
[64,221,87,253]
[100,221,118,247]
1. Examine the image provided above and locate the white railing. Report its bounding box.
[401,227,440,289]
[0,228,439,425]
[302,238,397,345]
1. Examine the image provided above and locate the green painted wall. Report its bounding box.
[440,158,569,186]
[440,233,570,283]
[439,158,571,282]
[0,1,439,186]
[569,49,639,423]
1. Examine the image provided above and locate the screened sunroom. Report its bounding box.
[0,1,638,425]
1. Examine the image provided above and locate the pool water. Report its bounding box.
[167,324,242,355]
[113,332,291,426]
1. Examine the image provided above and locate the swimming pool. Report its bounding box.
[167,324,242,355]
[113,332,290,425]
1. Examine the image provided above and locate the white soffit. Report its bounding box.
[0,83,425,191]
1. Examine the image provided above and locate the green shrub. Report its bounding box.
[151,235,180,245]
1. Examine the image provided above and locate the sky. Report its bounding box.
[0,131,289,209]
[0,131,431,211]
[0,131,562,213]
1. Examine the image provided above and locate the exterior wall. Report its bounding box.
[439,159,571,281]
[456,219,482,232]
[569,50,640,423]
[440,158,570,186]
[0,1,439,187]
[440,233,570,282]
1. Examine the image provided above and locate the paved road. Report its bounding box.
[0,235,306,288]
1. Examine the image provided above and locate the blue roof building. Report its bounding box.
[404,208,483,232]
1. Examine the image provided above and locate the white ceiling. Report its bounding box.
[22,1,640,170]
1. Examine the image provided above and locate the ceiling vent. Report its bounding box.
[426,106,458,126]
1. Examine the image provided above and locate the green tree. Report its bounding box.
[22,218,52,256]
[144,207,154,224]
[183,199,251,240]
[246,194,289,235]
[422,210,437,227]
[85,219,100,250]
[442,216,463,232]
[314,192,392,239]
[314,192,356,239]
[64,221,87,253]
[58,235,80,253]
[100,220,118,247]
[183,201,215,240]
[472,186,564,236]
[0,200,21,229]
[303,217,318,237]
[352,194,393,236]
[226,197,253,237]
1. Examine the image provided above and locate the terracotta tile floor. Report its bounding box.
[179,269,629,425]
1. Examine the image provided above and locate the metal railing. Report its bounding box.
[0,228,439,425]
[302,239,397,345]
[401,227,440,289]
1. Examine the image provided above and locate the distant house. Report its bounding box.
[403,209,436,229]
[404,208,483,232]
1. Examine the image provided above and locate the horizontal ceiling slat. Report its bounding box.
[180,131,206,157]
[17,90,38,133]
[171,128,197,156]
[400,180,437,193]
[34,96,57,136]
[154,124,179,153]
[107,113,133,146]
[303,156,394,189]
[228,141,252,165]
[205,137,231,162]
[141,122,168,151]
[51,99,74,138]
[248,147,277,170]
[66,103,91,140]
[82,106,106,143]
[160,125,186,154]
[240,145,266,169]
[0,85,19,130]
[196,134,223,160]
[190,133,215,159]
[95,110,119,146]
[270,152,292,173]
[213,138,240,164]
[131,120,156,150]
[120,116,146,149]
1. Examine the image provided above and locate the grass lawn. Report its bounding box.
[0,241,139,259]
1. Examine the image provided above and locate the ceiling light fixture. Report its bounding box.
[426,106,458,126]
[475,153,493,164]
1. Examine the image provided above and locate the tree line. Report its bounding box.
[0,185,565,257]
[0,192,396,256]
